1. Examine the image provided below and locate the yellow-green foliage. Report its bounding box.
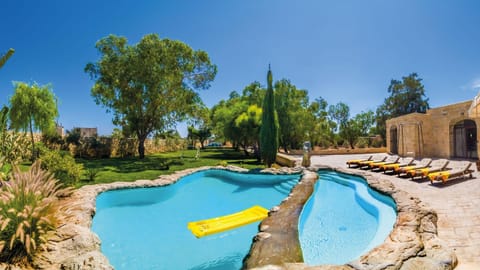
[217,160,228,167]
[39,149,83,185]
[0,162,71,263]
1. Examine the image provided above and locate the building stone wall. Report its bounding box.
[76,127,98,138]
[386,99,480,159]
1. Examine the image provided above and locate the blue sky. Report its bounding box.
[2,1,480,136]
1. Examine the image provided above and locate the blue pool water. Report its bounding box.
[299,170,397,265]
[92,170,300,270]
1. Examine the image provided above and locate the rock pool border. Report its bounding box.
[32,165,456,269]
[244,165,457,270]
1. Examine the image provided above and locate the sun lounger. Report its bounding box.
[381,157,415,174]
[357,156,388,169]
[428,161,474,184]
[396,158,432,176]
[406,159,449,180]
[346,155,373,168]
[368,155,400,171]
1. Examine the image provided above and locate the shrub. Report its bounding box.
[85,168,100,182]
[0,162,71,263]
[356,137,369,149]
[39,148,83,186]
[217,160,228,167]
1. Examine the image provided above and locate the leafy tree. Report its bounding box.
[187,125,212,149]
[0,48,14,69]
[242,82,264,106]
[339,110,375,149]
[235,105,262,158]
[355,110,375,136]
[275,79,309,152]
[259,67,279,167]
[9,82,58,160]
[210,84,263,151]
[85,34,217,158]
[328,102,350,132]
[327,102,350,146]
[307,97,336,147]
[66,128,81,146]
[376,73,429,141]
[210,95,247,148]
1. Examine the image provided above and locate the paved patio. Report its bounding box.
[307,154,480,270]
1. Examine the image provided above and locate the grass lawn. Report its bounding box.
[76,148,264,187]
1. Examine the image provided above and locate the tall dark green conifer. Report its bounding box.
[260,65,279,167]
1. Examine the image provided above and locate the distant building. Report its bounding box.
[75,127,98,138]
[56,124,65,137]
[386,94,480,159]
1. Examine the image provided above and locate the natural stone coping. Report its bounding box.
[244,166,457,270]
[32,165,300,269]
[30,165,456,270]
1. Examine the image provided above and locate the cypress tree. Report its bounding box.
[260,65,279,167]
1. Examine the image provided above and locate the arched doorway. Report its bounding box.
[390,126,398,154]
[453,119,478,159]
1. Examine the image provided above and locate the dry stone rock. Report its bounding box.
[10,164,456,270]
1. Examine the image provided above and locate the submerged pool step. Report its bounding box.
[273,179,298,194]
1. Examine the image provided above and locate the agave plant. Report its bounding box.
[0,162,71,263]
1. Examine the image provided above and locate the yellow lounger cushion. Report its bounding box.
[407,168,429,177]
[383,164,399,170]
[187,205,269,238]
[428,171,450,181]
[371,161,387,167]
[397,165,415,172]
[359,160,375,166]
[419,168,431,176]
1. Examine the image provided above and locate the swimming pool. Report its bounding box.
[92,169,300,269]
[299,170,397,265]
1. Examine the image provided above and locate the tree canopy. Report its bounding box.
[9,82,58,159]
[85,34,217,158]
[376,73,429,141]
[275,79,310,152]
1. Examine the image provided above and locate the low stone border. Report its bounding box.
[33,166,217,269]
[31,165,298,269]
[244,166,458,270]
[27,165,456,270]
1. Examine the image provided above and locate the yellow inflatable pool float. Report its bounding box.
[187,205,269,238]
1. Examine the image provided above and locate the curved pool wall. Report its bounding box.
[38,165,457,270]
[298,170,397,265]
[92,169,301,270]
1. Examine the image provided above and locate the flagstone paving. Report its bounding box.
[308,154,480,269]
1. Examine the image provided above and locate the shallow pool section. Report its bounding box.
[299,170,396,265]
[92,170,299,270]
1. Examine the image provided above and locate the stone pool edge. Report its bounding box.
[32,165,299,269]
[244,165,458,270]
[31,164,457,269]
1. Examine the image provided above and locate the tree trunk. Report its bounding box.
[349,140,355,149]
[138,136,146,159]
[282,142,288,153]
[253,143,260,162]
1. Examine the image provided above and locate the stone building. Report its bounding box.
[386,95,480,160]
[75,127,98,138]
